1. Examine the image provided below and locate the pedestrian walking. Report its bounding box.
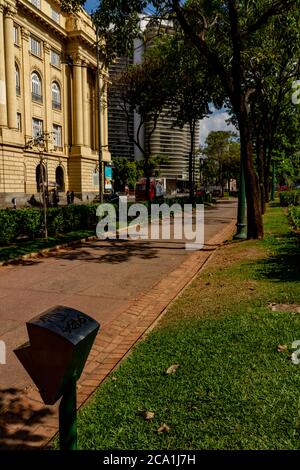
[66,190,71,205]
[70,191,75,204]
[11,197,17,209]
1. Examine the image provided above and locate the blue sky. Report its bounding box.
[200,107,236,146]
[84,0,97,13]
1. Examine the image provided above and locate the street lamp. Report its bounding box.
[234,158,247,240]
[96,26,103,204]
[24,132,52,239]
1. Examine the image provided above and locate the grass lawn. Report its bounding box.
[0,230,94,262]
[75,204,300,450]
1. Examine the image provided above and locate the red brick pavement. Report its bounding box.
[0,218,236,449]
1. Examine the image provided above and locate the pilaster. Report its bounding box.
[43,41,51,149]
[81,60,88,147]
[21,27,31,138]
[0,1,7,127]
[4,3,17,129]
[72,53,83,146]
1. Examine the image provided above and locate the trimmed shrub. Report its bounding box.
[61,205,82,232]
[280,190,300,207]
[0,210,18,244]
[19,208,42,239]
[289,206,300,229]
[47,208,64,235]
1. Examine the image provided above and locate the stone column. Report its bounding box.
[72,54,83,146]
[21,27,31,138]
[102,79,108,152]
[4,4,17,129]
[0,1,7,127]
[81,60,89,147]
[43,42,51,147]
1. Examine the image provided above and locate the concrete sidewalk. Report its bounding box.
[0,200,237,449]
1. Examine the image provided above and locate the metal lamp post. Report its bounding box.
[96,27,103,204]
[234,157,247,240]
[24,132,52,239]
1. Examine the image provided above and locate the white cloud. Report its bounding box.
[199,111,237,146]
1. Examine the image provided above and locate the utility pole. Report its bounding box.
[96,27,103,204]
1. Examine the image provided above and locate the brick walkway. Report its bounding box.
[0,204,236,449]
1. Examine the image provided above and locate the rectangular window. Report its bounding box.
[50,50,60,67]
[17,113,21,132]
[32,118,43,138]
[51,8,60,24]
[53,124,62,147]
[13,25,18,45]
[30,0,40,8]
[30,36,41,57]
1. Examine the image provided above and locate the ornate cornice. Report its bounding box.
[21,26,29,40]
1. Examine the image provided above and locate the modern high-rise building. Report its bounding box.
[107,56,135,161]
[0,0,110,206]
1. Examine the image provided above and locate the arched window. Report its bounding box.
[52,81,61,109]
[31,72,42,102]
[15,63,20,95]
[55,166,64,191]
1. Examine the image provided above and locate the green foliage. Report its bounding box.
[201,131,240,187]
[0,210,18,244]
[0,204,98,246]
[279,190,300,207]
[47,208,65,235]
[289,206,300,228]
[112,158,141,190]
[18,208,42,239]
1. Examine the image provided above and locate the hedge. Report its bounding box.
[280,190,300,207]
[289,207,300,229]
[0,204,98,245]
[0,196,205,246]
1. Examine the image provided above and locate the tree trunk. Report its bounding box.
[239,111,264,239]
[256,135,266,214]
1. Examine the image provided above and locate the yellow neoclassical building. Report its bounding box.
[0,0,110,206]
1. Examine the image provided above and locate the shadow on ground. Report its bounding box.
[0,387,53,449]
[248,232,300,283]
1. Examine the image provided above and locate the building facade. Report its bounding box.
[0,0,110,206]
[107,56,135,161]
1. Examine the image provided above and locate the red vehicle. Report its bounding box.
[135,178,156,201]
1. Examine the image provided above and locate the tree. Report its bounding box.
[60,0,300,237]
[112,157,141,191]
[143,32,220,201]
[203,131,240,195]
[115,57,171,199]
[87,0,300,239]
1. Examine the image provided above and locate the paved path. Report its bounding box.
[0,200,237,449]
